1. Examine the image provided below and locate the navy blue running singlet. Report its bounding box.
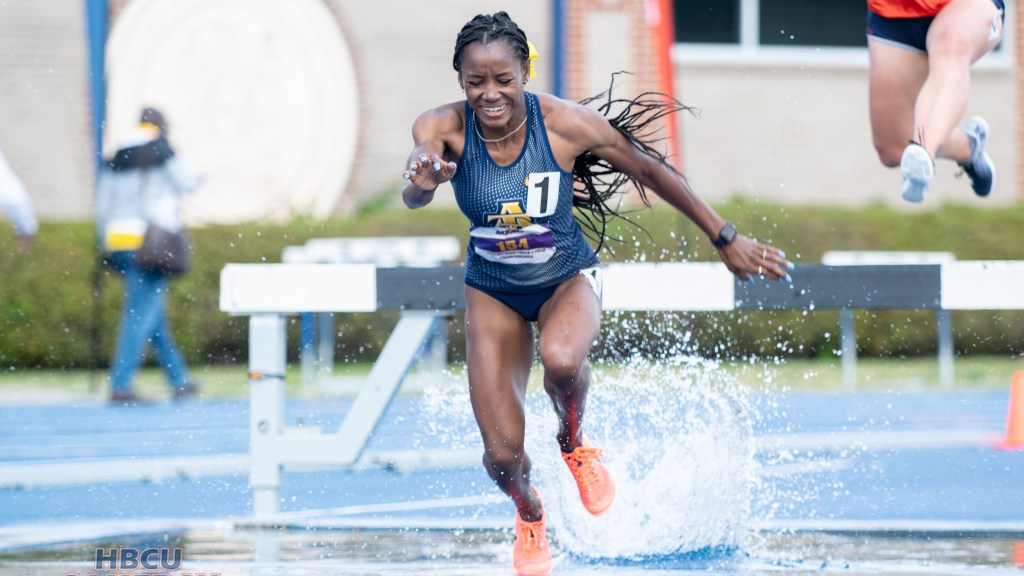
[452,92,596,291]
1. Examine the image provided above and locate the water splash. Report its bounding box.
[419,364,477,450]
[530,355,758,559]
[416,322,798,561]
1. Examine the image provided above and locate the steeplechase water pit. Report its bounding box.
[1,370,1023,574]
[2,258,1024,574]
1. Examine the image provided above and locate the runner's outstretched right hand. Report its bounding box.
[403,152,457,191]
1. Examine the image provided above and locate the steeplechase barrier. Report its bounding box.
[218,258,1024,517]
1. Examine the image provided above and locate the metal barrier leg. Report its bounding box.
[252,531,281,563]
[317,312,335,383]
[249,314,287,518]
[299,313,315,389]
[839,309,858,389]
[333,310,444,464]
[427,315,449,372]
[937,310,954,388]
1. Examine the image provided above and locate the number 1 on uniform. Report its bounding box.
[526,171,559,217]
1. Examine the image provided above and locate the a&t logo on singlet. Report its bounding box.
[485,200,533,230]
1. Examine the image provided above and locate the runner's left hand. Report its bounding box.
[717,235,793,283]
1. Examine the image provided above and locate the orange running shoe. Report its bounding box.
[561,437,616,515]
[512,487,552,576]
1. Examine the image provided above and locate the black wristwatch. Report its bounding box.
[711,222,737,248]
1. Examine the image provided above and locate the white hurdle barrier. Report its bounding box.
[219,260,1024,518]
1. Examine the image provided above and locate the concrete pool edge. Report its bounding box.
[3,516,1024,554]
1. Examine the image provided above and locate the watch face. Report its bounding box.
[714,223,736,247]
[723,224,736,243]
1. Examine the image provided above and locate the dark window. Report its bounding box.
[674,0,870,48]
[759,0,868,47]
[675,0,740,44]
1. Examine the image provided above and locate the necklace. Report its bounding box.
[473,112,528,143]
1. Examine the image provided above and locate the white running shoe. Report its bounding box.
[960,116,995,197]
[900,143,934,204]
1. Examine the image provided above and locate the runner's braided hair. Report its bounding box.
[573,74,695,253]
[454,13,695,253]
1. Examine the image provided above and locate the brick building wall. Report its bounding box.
[0,1,1018,224]
[562,0,677,204]
[564,0,659,102]
[0,1,94,222]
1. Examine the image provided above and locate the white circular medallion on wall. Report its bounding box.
[105,0,359,224]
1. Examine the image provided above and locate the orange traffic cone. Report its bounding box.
[995,371,1024,450]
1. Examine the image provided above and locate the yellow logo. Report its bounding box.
[486,201,533,230]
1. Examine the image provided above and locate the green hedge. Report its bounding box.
[1,200,1022,369]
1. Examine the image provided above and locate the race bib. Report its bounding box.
[470,224,556,264]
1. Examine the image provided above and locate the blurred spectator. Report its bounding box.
[95,107,201,405]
